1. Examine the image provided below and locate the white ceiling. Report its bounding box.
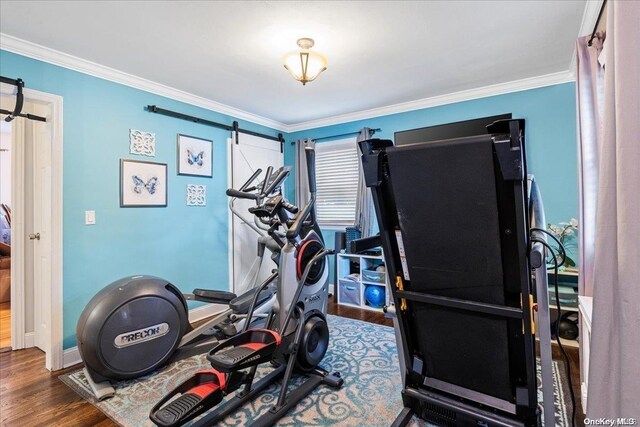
[0,1,587,127]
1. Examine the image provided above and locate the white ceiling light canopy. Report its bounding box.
[283,37,328,86]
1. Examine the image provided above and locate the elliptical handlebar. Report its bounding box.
[286,203,313,240]
[226,188,259,200]
[241,169,262,191]
[226,166,291,201]
[261,166,274,196]
[262,168,290,197]
[305,147,316,194]
[226,168,263,200]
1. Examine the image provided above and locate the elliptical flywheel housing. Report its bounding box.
[76,275,190,381]
[296,311,330,372]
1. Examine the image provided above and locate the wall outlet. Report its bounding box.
[85,210,96,225]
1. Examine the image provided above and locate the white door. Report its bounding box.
[230,134,283,294]
[1,83,63,370]
[32,102,51,353]
[0,94,51,354]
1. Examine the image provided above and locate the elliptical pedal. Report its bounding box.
[149,369,226,427]
[207,328,281,372]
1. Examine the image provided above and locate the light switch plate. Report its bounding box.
[85,210,96,225]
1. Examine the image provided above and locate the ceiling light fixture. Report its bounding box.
[283,38,327,86]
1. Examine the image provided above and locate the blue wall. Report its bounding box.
[0,50,283,349]
[286,83,578,276]
[287,83,578,225]
[1,48,578,349]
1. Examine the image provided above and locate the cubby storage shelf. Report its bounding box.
[336,251,390,312]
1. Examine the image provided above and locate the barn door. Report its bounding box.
[230,134,283,293]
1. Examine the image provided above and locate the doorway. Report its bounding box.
[0,82,63,370]
[0,120,11,350]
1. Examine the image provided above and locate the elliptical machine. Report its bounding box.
[149,147,343,427]
[75,168,286,400]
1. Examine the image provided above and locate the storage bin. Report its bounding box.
[338,279,361,306]
[345,227,361,253]
[362,269,385,284]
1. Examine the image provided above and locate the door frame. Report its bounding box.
[1,83,63,371]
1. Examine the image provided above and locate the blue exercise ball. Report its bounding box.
[364,285,385,308]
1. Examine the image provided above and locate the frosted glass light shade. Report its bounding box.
[282,39,328,85]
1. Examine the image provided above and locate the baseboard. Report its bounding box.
[329,283,335,297]
[24,331,35,348]
[63,346,82,368]
[61,304,228,369]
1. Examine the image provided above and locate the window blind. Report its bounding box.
[314,138,359,227]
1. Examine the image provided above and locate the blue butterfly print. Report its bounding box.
[187,149,204,167]
[132,175,159,195]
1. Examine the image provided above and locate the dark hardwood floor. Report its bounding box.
[0,296,584,426]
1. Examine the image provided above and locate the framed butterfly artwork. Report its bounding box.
[177,134,213,177]
[120,159,168,207]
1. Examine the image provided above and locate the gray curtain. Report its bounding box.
[586,0,640,418]
[295,138,315,207]
[355,128,373,237]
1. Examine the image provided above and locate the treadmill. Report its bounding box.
[357,119,554,426]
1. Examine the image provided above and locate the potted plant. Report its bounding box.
[547,218,579,271]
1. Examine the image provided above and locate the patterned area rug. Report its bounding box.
[61,315,570,426]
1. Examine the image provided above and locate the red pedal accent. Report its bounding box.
[247,328,282,345]
[189,383,220,399]
[193,369,227,391]
[242,342,267,351]
[149,368,226,427]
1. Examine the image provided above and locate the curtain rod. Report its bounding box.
[0,76,48,123]
[289,128,381,145]
[146,105,285,150]
[588,0,607,46]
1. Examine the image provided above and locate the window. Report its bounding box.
[314,138,359,227]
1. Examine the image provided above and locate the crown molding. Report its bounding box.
[578,0,606,41]
[0,33,288,131]
[286,70,575,132]
[2,33,576,135]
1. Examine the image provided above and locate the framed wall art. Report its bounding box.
[177,134,213,177]
[129,129,156,156]
[120,159,168,207]
[186,184,206,206]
